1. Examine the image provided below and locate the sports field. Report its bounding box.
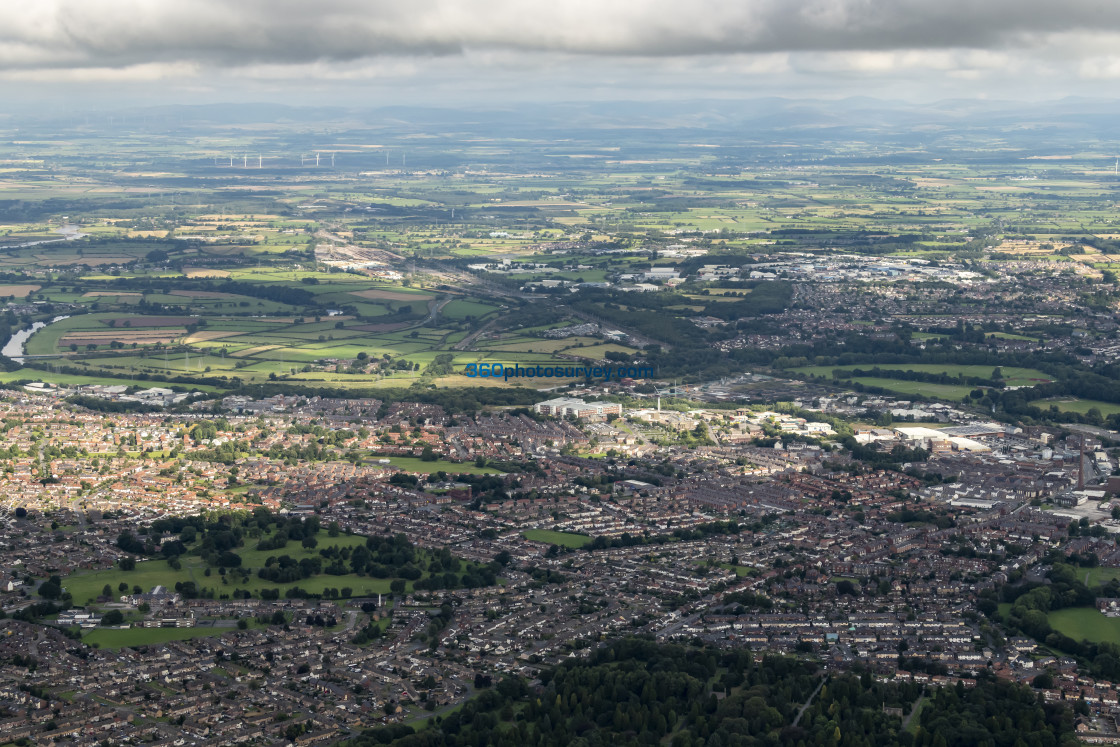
[1048,607,1120,646]
[83,624,246,649]
[522,529,592,548]
[1084,568,1120,588]
[378,456,502,475]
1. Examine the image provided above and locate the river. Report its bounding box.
[0,224,85,361]
[2,315,70,362]
[2,224,86,249]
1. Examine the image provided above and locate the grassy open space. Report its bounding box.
[63,529,480,605]
[906,698,930,735]
[0,368,216,391]
[1084,568,1120,588]
[442,299,499,320]
[8,281,585,390]
[718,563,757,577]
[66,558,201,605]
[1029,398,1120,417]
[376,456,503,475]
[1048,607,1120,646]
[83,625,246,649]
[522,529,592,548]
[795,364,1053,387]
[237,533,366,567]
[842,377,974,401]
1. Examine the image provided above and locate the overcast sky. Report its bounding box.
[3,0,1120,110]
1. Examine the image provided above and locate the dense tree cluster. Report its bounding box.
[343,638,1076,747]
[842,437,930,469]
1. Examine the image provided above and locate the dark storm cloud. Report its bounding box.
[2,0,1119,72]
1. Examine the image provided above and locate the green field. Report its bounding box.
[567,343,639,360]
[66,558,199,605]
[843,377,974,400]
[1048,607,1120,646]
[3,281,596,391]
[63,529,471,605]
[83,624,246,649]
[522,529,592,548]
[1029,398,1120,417]
[377,456,503,475]
[718,563,757,577]
[1084,568,1120,588]
[0,368,224,393]
[796,364,1053,388]
[442,299,499,320]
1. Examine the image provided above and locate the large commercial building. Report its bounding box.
[533,397,622,420]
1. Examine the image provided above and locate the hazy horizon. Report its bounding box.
[5,1,1120,112]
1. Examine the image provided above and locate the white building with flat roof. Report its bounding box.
[534,397,621,419]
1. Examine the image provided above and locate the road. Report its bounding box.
[427,297,450,324]
[901,691,926,732]
[655,612,702,639]
[792,675,828,727]
[1066,423,1120,440]
[406,683,474,726]
[453,317,499,351]
[29,629,44,657]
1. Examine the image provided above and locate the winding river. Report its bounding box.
[2,315,70,362]
[0,224,87,362]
